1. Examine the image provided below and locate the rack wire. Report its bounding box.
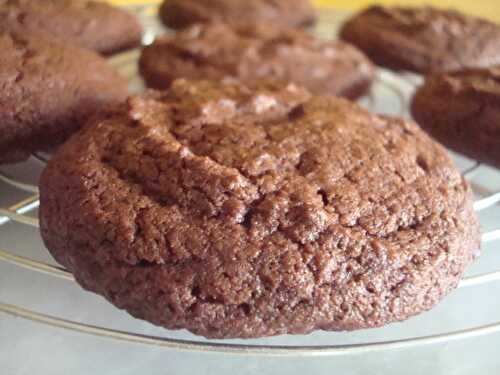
[1,4,500,357]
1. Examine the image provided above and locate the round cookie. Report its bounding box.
[412,67,500,168]
[159,0,316,30]
[0,32,128,164]
[0,0,143,55]
[139,23,375,99]
[340,6,500,74]
[40,79,480,339]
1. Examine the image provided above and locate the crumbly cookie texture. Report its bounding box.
[412,66,500,168]
[340,6,500,73]
[40,79,480,339]
[0,32,128,164]
[0,0,143,54]
[159,0,316,30]
[140,23,374,99]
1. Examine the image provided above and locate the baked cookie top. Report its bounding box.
[0,0,143,54]
[0,32,128,163]
[139,23,375,99]
[159,0,316,29]
[340,6,500,73]
[416,66,500,98]
[412,66,500,168]
[40,79,480,339]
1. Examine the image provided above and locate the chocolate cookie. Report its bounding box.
[0,32,128,164]
[0,0,143,55]
[139,23,375,99]
[412,67,500,168]
[340,6,500,74]
[40,79,480,339]
[159,0,316,30]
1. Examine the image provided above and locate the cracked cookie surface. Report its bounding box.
[0,0,143,55]
[340,6,500,73]
[0,32,128,164]
[40,79,480,339]
[139,23,375,99]
[412,67,500,168]
[159,0,316,30]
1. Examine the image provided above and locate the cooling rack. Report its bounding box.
[1,4,500,357]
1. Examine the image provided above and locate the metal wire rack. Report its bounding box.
[1,4,500,357]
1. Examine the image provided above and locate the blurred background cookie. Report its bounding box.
[0,32,128,164]
[159,0,316,30]
[139,23,375,99]
[340,6,500,74]
[412,67,500,168]
[0,0,143,55]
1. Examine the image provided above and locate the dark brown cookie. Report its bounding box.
[340,6,500,74]
[412,67,500,168]
[159,0,316,30]
[0,0,143,55]
[40,79,480,339]
[0,32,128,164]
[139,23,375,99]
